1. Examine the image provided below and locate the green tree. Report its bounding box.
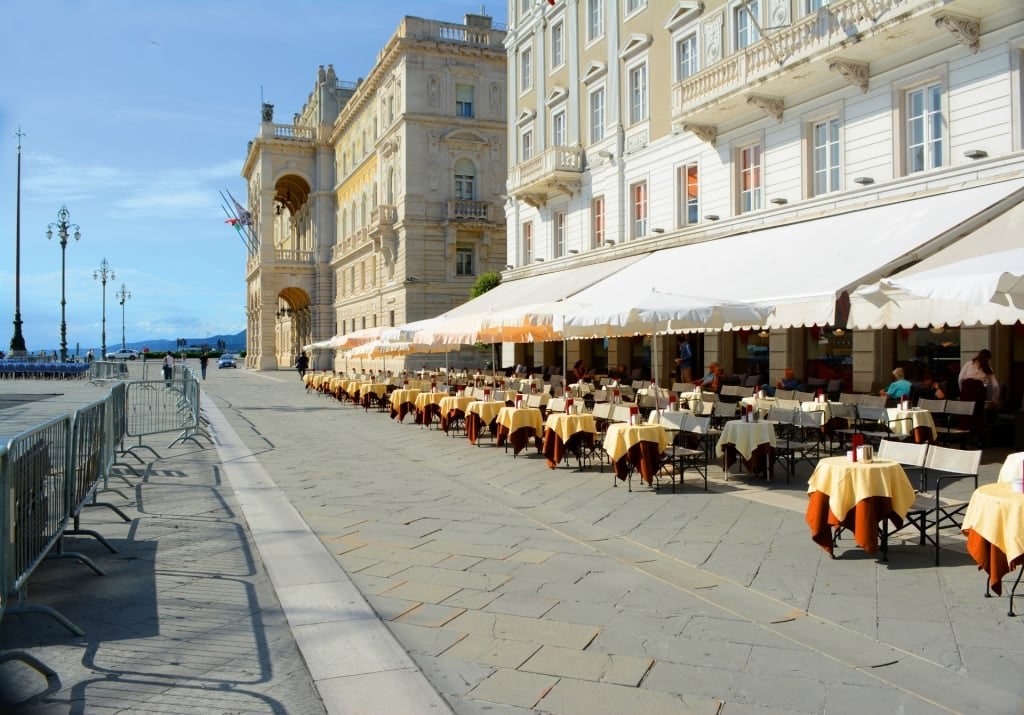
[470,271,502,299]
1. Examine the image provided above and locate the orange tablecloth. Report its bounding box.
[414,391,447,426]
[886,408,936,443]
[542,414,597,469]
[496,407,544,455]
[603,423,668,484]
[439,395,478,433]
[806,457,916,557]
[962,482,1024,595]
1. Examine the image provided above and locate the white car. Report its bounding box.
[106,348,140,360]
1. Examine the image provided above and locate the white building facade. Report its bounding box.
[502,0,1024,402]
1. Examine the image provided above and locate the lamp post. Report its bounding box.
[116,283,131,350]
[9,128,27,356]
[46,205,81,362]
[94,258,114,359]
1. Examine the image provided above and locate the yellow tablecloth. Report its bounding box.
[807,457,916,523]
[439,395,477,414]
[390,388,421,406]
[886,408,936,441]
[602,424,668,465]
[496,407,544,434]
[363,383,387,398]
[996,452,1024,484]
[414,391,448,409]
[544,413,598,443]
[466,400,506,424]
[715,421,777,460]
[963,482,1024,564]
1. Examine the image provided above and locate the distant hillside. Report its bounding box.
[124,330,246,353]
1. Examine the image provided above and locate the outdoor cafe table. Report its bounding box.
[886,407,937,444]
[390,388,421,422]
[439,395,478,433]
[465,400,506,445]
[495,406,544,456]
[715,420,777,479]
[603,423,669,486]
[542,413,597,469]
[414,391,448,428]
[962,482,1024,601]
[360,383,388,409]
[806,457,916,558]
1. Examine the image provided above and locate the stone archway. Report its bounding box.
[273,286,312,369]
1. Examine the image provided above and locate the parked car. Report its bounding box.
[106,348,140,360]
[218,354,237,369]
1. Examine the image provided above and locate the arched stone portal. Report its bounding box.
[272,286,312,370]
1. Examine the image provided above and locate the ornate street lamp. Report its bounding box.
[46,205,81,362]
[9,129,27,356]
[94,258,114,359]
[116,283,131,351]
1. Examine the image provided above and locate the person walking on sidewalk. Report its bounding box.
[199,352,209,380]
[163,352,175,386]
[295,351,310,380]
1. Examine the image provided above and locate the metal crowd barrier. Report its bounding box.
[0,365,208,651]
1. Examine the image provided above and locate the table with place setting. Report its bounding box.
[542,413,597,469]
[805,456,916,559]
[465,399,507,444]
[414,390,448,427]
[389,388,421,422]
[439,395,478,433]
[495,406,544,455]
[885,407,937,444]
[715,420,777,479]
[962,481,1024,612]
[602,423,669,487]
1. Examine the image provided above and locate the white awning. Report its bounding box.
[441,254,648,318]
[850,194,1024,328]
[568,178,1024,330]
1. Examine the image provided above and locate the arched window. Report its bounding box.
[454,158,476,201]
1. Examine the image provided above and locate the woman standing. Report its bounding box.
[958,349,998,445]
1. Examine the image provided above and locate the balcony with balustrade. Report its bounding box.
[508,146,585,209]
[672,0,983,136]
[446,200,499,223]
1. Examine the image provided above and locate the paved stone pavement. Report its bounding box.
[1,371,1023,714]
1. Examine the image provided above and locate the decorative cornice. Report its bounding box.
[618,33,653,61]
[934,12,980,54]
[581,61,607,85]
[828,59,870,93]
[683,123,717,145]
[746,94,784,122]
[664,1,704,32]
[545,86,569,107]
[516,108,537,127]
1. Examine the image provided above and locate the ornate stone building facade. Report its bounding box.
[242,14,507,370]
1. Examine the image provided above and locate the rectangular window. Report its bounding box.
[806,0,829,11]
[456,246,474,276]
[521,48,533,92]
[523,222,534,264]
[629,64,648,124]
[906,82,943,173]
[811,117,840,196]
[631,181,648,238]
[592,197,605,247]
[456,84,474,118]
[739,143,763,213]
[736,0,760,49]
[587,0,604,41]
[676,163,699,227]
[521,129,534,161]
[552,110,567,146]
[626,0,646,13]
[551,22,564,68]
[589,88,605,142]
[554,210,566,258]
[676,34,699,81]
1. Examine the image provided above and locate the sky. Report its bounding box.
[0,0,508,355]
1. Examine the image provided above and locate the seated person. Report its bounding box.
[763,367,800,396]
[608,364,628,381]
[911,373,946,401]
[696,363,723,392]
[880,367,912,402]
[572,359,587,382]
